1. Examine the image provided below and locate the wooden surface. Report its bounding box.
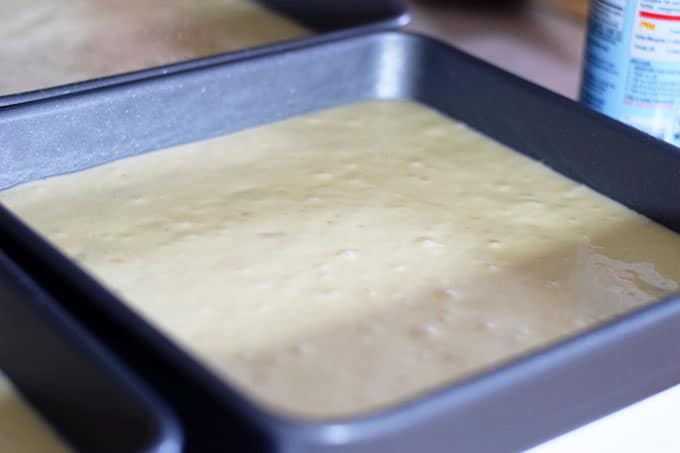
[406,0,587,99]
[534,0,590,20]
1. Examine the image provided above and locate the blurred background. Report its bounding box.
[407,0,589,99]
[0,0,590,98]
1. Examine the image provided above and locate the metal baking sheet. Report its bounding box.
[0,251,183,452]
[0,0,407,107]
[1,31,680,452]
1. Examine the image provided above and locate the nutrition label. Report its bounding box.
[631,1,680,61]
[625,62,680,104]
[581,0,680,145]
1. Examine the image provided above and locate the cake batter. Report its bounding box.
[2,100,679,418]
[0,373,71,452]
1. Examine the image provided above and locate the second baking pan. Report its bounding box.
[0,0,407,107]
[0,31,680,452]
[0,251,183,452]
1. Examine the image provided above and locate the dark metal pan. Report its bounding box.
[0,0,407,107]
[0,251,183,452]
[0,31,679,452]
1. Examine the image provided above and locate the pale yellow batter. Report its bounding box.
[0,373,71,452]
[0,0,308,95]
[2,100,680,419]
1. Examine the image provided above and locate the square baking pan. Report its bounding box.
[0,250,183,452]
[0,0,408,107]
[1,30,680,452]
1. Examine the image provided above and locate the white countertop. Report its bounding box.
[529,384,680,452]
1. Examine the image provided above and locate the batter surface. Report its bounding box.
[0,374,71,452]
[0,0,308,95]
[2,100,680,418]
